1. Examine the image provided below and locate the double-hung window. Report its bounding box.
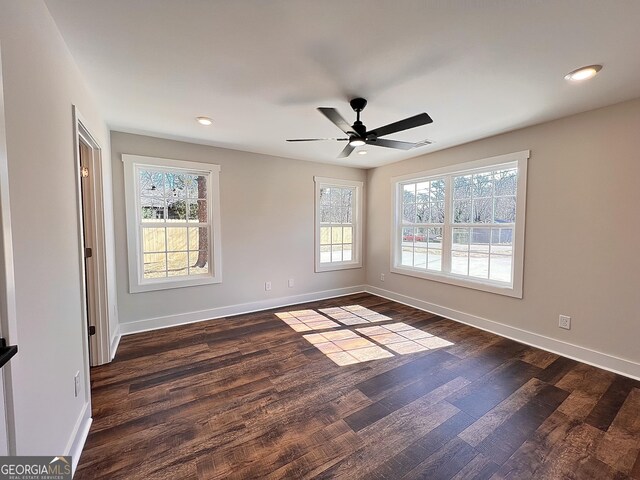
[123,154,222,292]
[314,177,363,272]
[391,151,528,297]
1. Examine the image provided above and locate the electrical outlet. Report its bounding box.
[559,315,571,330]
[288,278,295,288]
[380,273,385,282]
[74,371,80,397]
[265,281,272,291]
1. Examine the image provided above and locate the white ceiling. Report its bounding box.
[45,0,640,168]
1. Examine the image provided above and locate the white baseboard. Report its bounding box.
[365,285,640,381]
[119,285,366,336]
[66,402,92,476]
[109,325,121,360]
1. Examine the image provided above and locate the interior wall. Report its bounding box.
[366,98,640,368]
[0,0,115,456]
[111,132,367,328]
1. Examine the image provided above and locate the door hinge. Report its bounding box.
[81,166,89,178]
[85,247,92,258]
[88,325,96,337]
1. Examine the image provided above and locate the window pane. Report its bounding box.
[403,183,416,203]
[143,253,166,279]
[185,174,207,199]
[428,249,442,271]
[167,227,188,251]
[472,198,492,223]
[402,227,414,244]
[401,245,414,267]
[416,182,429,203]
[344,206,353,224]
[330,188,342,207]
[343,244,353,261]
[331,226,343,244]
[343,226,353,244]
[453,200,471,223]
[431,202,445,224]
[490,254,512,282]
[331,244,343,262]
[415,227,428,247]
[141,198,165,222]
[453,175,471,199]
[491,228,513,255]
[472,172,493,198]
[494,196,516,223]
[165,172,186,199]
[320,245,331,263]
[451,251,469,275]
[331,207,343,224]
[320,206,331,223]
[188,227,201,250]
[431,179,445,202]
[469,253,489,279]
[403,203,416,223]
[470,228,490,253]
[143,227,166,253]
[494,169,517,196]
[187,199,208,223]
[414,247,427,268]
[320,226,331,245]
[320,187,331,205]
[416,204,429,223]
[188,251,208,275]
[167,252,189,277]
[342,188,353,207]
[428,228,443,249]
[139,170,164,198]
[452,228,469,251]
[167,199,187,220]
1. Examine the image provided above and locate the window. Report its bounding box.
[123,154,222,292]
[314,177,363,272]
[391,151,528,297]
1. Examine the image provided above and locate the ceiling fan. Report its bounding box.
[287,98,433,158]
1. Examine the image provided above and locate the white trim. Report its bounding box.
[314,176,364,272]
[365,285,640,381]
[73,106,112,366]
[65,402,92,476]
[119,285,365,335]
[109,325,121,361]
[122,154,223,293]
[390,150,529,298]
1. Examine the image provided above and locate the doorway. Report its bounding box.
[73,107,111,366]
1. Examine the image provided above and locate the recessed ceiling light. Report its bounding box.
[357,150,368,155]
[196,116,213,126]
[564,65,602,82]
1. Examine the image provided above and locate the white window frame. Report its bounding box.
[123,154,222,293]
[314,177,364,272]
[391,150,529,298]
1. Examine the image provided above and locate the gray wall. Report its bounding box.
[0,0,116,455]
[111,132,367,327]
[366,98,640,365]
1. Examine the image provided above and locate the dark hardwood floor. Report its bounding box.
[75,293,640,479]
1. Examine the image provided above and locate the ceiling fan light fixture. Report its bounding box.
[349,138,366,147]
[357,150,368,155]
[564,65,602,82]
[196,116,213,126]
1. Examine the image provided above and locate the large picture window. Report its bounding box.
[315,177,363,272]
[391,151,528,297]
[123,155,222,292]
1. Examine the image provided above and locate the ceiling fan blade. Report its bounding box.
[367,112,433,138]
[367,138,416,150]
[287,138,348,142]
[318,107,356,135]
[338,143,355,158]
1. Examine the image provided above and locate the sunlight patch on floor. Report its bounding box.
[303,331,394,366]
[277,305,455,366]
[275,310,340,332]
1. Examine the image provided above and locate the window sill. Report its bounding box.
[315,261,363,273]
[130,275,221,293]
[390,265,522,298]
